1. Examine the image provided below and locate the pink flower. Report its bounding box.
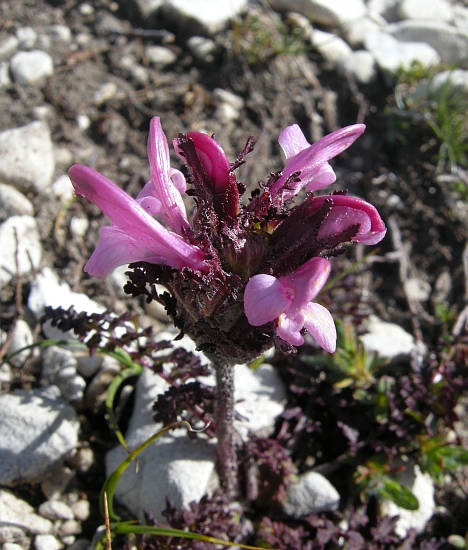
[313,194,387,246]
[69,118,207,277]
[244,257,336,352]
[270,124,366,201]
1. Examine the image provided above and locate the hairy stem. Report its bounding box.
[213,359,239,499]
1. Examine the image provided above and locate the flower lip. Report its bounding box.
[271,124,366,200]
[68,164,207,275]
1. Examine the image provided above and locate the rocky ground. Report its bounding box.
[1,0,468,549]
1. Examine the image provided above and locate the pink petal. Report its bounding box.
[313,195,387,245]
[69,164,207,273]
[146,118,190,234]
[271,124,366,199]
[85,225,168,277]
[302,303,337,353]
[184,132,231,193]
[276,313,306,346]
[278,124,311,158]
[244,274,290,326]
[280,257,332,308]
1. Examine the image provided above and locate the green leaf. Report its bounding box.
[381,479,419,510]
[438,445,468,470]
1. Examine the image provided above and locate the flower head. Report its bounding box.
[69,117,386,362]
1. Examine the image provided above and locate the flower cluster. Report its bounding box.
[69,117,386,363]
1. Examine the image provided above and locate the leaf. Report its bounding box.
[438,445,468,470]
[380,479,419,510]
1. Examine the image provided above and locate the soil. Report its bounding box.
[2,0,468,547]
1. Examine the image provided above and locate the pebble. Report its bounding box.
[3,543,26,550]
[186,36,216,62]
[41,466,75,500]
[38,500,75,521]
[41,346,86,403]
[49,25,73,44]
[0,386,79,486]
[380,463,435,537]
[69,216,89,239]
[0,490,53,535]
[360,315,424,362]
[47,174,74,202]
[16,27,38,49]
[283,471,340,518]
[92,81,118,105]
[145,45,178,67]
[0,121,55,193]
[397,0,453,22]
[162,0,248,36]
[0,35,19,59]
[27,267,105,338]
[70,500,90,522]
[58,520,82,537]
[10,50,54,85]
[4,319,34,368]
[84,356,121,405]
[68,447,95,474]
[34,534,64,550]
[0,60,11,88]
[337,50,377,84]
[311,30,353,67]
[0,183,34,221]
[0,216,42,290]
[270,0,366,26]
[0,526,30,548]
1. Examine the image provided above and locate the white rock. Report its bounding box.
[0,362,12,384]
[269,0,366,26]
[3,543,26,550]
[186,36,216,61]
[71,500,90,522]
[0,386,79,486]
[0,35,19,59]
[337,50,378,84]
[0,121,55,192]
[27,267,105,338]
[387,21,468,65]
[38,500,74,521]
[0,60,11,89]
[92,82,118,106]
[47,174,74,202]
[41,466,75,500]
[342,16,384,48]
[0,490,53,534]
[234,363,287,439]
[16,27,38,49]
[364,31,440,82]
[404,277,431,302]
[106,367,217,521]
[69,447,95,474]
[430,69,468,96]
[58,520,82,537]
[69,216,89,239]
[145,45,178,67]
[49,25,73,44]
[162,0,248,36]
[397,0,453,22]
[34,534,63,550]
[76,114,91,131]
[0,526,30,547]
[0,183,34,221]
[75,353,103,378]
[452,5,468,30]
[0,216,42,289]
[5,319,34,368]
[10,50,53,86]
[380,464,434,537]
[213,88,244,111]
[368,0,400,22]
[41,346,86,403]
[283,472,340,517]
[106,335,286,520]
[312,30,353,67]
[360,315,419,362]
[84,355,121,406]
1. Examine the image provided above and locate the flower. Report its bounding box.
[69,116,386,361]
[244,257,336,352]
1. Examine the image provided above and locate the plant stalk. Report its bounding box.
[213,359,239,499]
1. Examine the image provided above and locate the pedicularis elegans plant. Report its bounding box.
[69,117,386,497]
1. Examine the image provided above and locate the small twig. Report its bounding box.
[387,216,425,343]
[452,242,468,337]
